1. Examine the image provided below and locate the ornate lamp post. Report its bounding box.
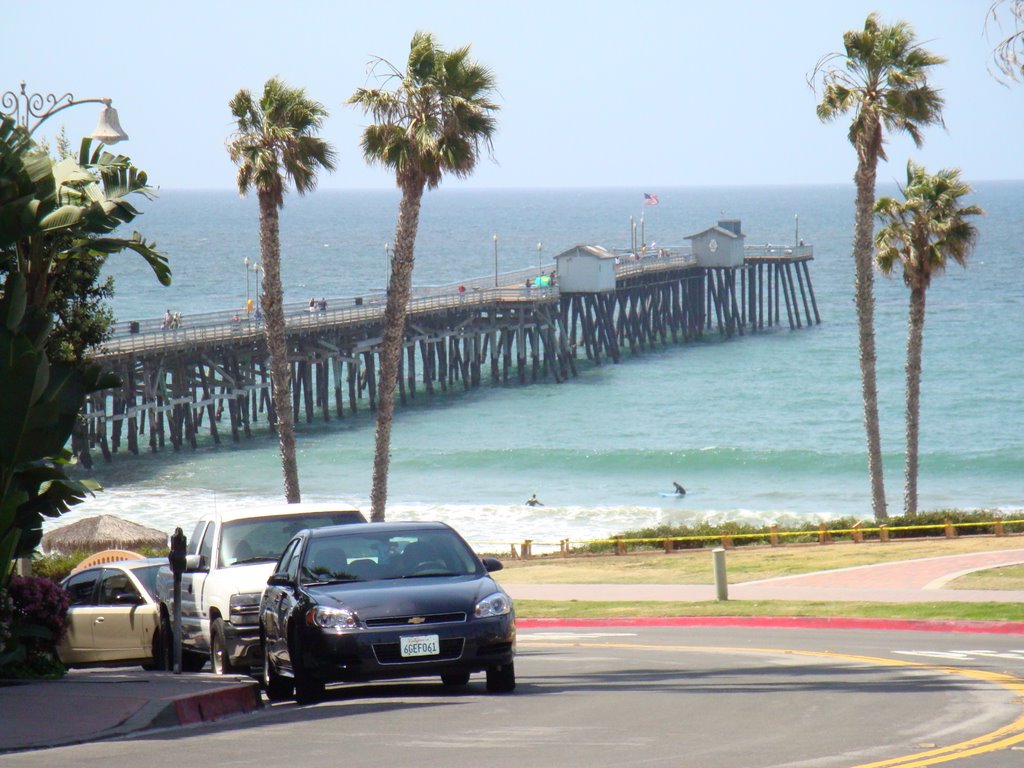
[1,81,129,142]
[493,234,498,287]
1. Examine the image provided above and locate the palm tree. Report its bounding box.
[349,32,499,521]
[227,78,336,503]
[812,14,945,521]
[875,162,983,517]
[988,0,1023,83]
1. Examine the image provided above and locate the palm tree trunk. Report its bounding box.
[904,284,926,517]
[853,150,888,521]
[370,182,425,521]
[258,192,301,503]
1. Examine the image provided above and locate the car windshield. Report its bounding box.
[300,530,480,585]
[221,512,362,567]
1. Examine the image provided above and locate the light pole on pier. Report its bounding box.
[794,214,799,246]
[251,261,261,313]
[1,80,129,142]
[537,241,543,278]
[493,234,498,287]
[244,257,251,311]
[629,215,634,254]
[384,242,392,290]
[641,215,645,250]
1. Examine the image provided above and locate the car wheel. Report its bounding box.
[290,631,325,705]
[142,623,166,671]
[293,670,325,705]
[262,641,293,702]
[211,617,242,675]
[486,661,516,693]
[441,671,471,687]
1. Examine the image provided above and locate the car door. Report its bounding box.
[58,569,101,664]
[265,537,302,669]
[92,568,152,660]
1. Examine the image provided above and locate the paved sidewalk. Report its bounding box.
[0,669,261,753]
[2,548,1021,753]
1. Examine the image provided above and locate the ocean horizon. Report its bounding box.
[51,182,1023,550]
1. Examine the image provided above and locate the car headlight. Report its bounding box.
[229,592,262,626]
[306,606,359,630]
[475,592,512,618]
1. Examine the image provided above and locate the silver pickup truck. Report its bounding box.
[154,503,365,673]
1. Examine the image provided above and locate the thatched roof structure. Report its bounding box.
[41,515,168,555]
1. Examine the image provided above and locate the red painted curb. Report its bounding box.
[173,683,262,725]
[517,616,1024,634]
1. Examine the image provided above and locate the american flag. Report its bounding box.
[644,193,659,206]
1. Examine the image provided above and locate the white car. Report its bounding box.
[58,558,165,668]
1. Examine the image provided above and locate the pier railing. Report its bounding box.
[98,241,812,358]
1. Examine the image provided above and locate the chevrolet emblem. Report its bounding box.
[408,617,426,624]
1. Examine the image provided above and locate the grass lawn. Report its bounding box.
[948,564,1024,590]
[514,599,1024,622]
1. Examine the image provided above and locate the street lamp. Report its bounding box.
[794,214,799,246]
[1,81,129,142]
[640,215,645,250]
[629,215,634,253]
[493,234,498,287]
[244,256,251,311]
[384,242,392,291]
[251,261,261,313]
[537,241,543,277]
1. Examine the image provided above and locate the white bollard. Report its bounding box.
[712,547,728,601]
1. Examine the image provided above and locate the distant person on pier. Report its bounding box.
[525,494,544,507]
[319,297,327,311]
[163,309,173,330]
[672,482,687,496]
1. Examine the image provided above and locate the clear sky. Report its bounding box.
[5,1,1021,190]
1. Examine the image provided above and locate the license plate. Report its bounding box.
[400,634,440,658]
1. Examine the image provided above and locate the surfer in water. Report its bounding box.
[672,482,687,496]
[525,494,544,507]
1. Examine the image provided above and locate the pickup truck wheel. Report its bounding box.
[211,618,242,675]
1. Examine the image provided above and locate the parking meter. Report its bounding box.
[168,527,187,674]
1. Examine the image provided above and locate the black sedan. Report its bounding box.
[259,521,516,704]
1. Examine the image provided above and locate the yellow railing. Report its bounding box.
[473,518,1024,559]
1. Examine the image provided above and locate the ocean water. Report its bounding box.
[58,183,1024,550]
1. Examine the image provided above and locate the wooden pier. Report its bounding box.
[74,244,819,466]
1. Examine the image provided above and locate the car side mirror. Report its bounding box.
[112,591,143,605]
[268,573,291,587]
[481,556,503,573]
[185,554,207,573]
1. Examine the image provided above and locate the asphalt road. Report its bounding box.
[7,626,1024,768]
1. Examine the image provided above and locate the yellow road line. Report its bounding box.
[519,641,1024,767]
